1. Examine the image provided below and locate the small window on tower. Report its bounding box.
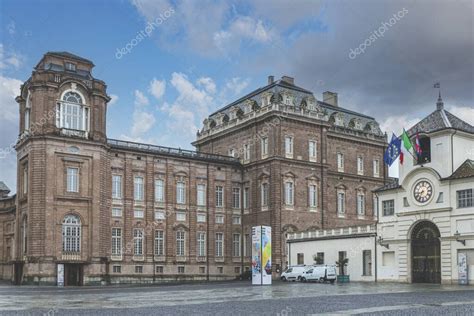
[65,62,76,72]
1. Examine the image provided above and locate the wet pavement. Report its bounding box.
[0,280,473,315]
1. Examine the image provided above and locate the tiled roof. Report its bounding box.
[443,159,474,180]
[407,108,474,136]
[373,177,400,192]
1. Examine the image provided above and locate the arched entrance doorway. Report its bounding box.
[411,221,441,283]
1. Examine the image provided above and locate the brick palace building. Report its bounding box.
[0,52,387,285]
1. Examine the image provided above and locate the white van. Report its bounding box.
[300,265,337,283]
[280,265,309,281]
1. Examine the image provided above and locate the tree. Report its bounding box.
[336,258,349,275]
[313,254,324,265]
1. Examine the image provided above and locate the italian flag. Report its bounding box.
[400,129,413,165]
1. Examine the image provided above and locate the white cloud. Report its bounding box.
[134,89,149,107]
[447,105,474,125]
[196,77,216,94]
[108,94,119,106]
[131,110,156,137]
[380,115,421,137]
[149,78,166,100]
[0,75,22,123]
[225,77,250,96]
[170,72,214,116]
[0,44,23,70]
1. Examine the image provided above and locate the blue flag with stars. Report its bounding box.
[384,133,401,167]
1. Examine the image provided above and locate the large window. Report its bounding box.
[232,187,241,209]
[337,153,344,172]
[197,184,206,206]
[457,189,473,208]
[233,234,241,257]
[66,167,79,192]
[111,228,122,256]
[373,159,380,177]
[216,186,224,207]
[243,187,250,209]
[133,229,144,255]
[357,193,365,215]
[261,183,269,207]
[362,250,372,276]
[357,157,364,175]
[261,137,268,158]
[285,181,294,206]
[197,232,206,257]
[244,144,250,161]
[176,231,185,256]
[177,181,186,204]
[57,91,89,131]
[112,175,122,199]
[309,185,317,208]
[382,200,395,216]
[309,140,317,161]
[154,230,164,256]
[337,192,345,215]
[134,176,144,201]
[62,215,81,253]
[155,179,164,202]
[285,136,293,157]
[215,233,224,257]
[244,234,251,257]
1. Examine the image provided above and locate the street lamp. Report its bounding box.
[454,231,466,246]
[377,236,389,249]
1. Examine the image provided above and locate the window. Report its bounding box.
[232,187,241,209]
[232,215,241,225]
[373,159,380,177]
[65,62,76,71]
[297,253,304,265]
[112,175,122,199]
[176,212,186,221]
[233,234,241,257]
[134,176,144,201]
[244,234,251,257]
[261,137,268,158]
[155,179,164,202]
[338,251,347,275]
[234,267,241,274]
[62,215,81,252]
[197,232,206,257]
[135,266,143,274]
[337,192,345,215]
[337,153,344,172]
[154,230,164,256]
[244,144,250,161]
[362,250,372,276]
[373,196,378,214]
[199,266,206,274]
[228,148,235,157]
[215,214,224,224]
[403,197,410,207]
[23,165,28,195]
[57,91,89,131]
[285,182,294,206]
[357,157,364,175]
[316,252,325,264]
[66,167,79,192]
[284,95,292,105]
[309,185,317,208]
[24,109,30,131]
[382,200,395,216]
[457,189,473,208]
[243,187,250,209]
[21,217,27,254]
[197,213,206,222]
[113,265,121,273]
[178,266,185,274]
[216,186,224,207]
[215,233,224,257]
[133,229,144,255]
[357,193,365,215]
[261,183,269,207]
[436,192,444,203]
[176,181,186,204]
[418,136,431,164]
[176,231,185,256]
[134,209,144,218]
[197,184,206,206]
[154,210,165,220]
[285,136,293,157]
[217,267,224,274]
[111,228,122,256]
[156,266,164,273]
[309,140,317,161]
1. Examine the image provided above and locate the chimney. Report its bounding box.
[268,75,274,85]
[323,91,338,107]
[281,76,294,85]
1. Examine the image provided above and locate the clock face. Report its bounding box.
[413,180,433,203]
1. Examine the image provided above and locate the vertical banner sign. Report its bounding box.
[57,264,65,287]
[252,225,272,285]
[458,252,468,285]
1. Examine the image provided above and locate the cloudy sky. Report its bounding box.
[1,0,473,192]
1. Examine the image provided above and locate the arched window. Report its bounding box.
[56,90,89,132]
[62,215,81,253]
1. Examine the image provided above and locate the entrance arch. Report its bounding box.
[410,221,441,283]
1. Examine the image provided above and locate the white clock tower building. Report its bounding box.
[375,94,474,284]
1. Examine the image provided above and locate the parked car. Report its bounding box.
[300,265,337,283]
[280,265,309,281]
